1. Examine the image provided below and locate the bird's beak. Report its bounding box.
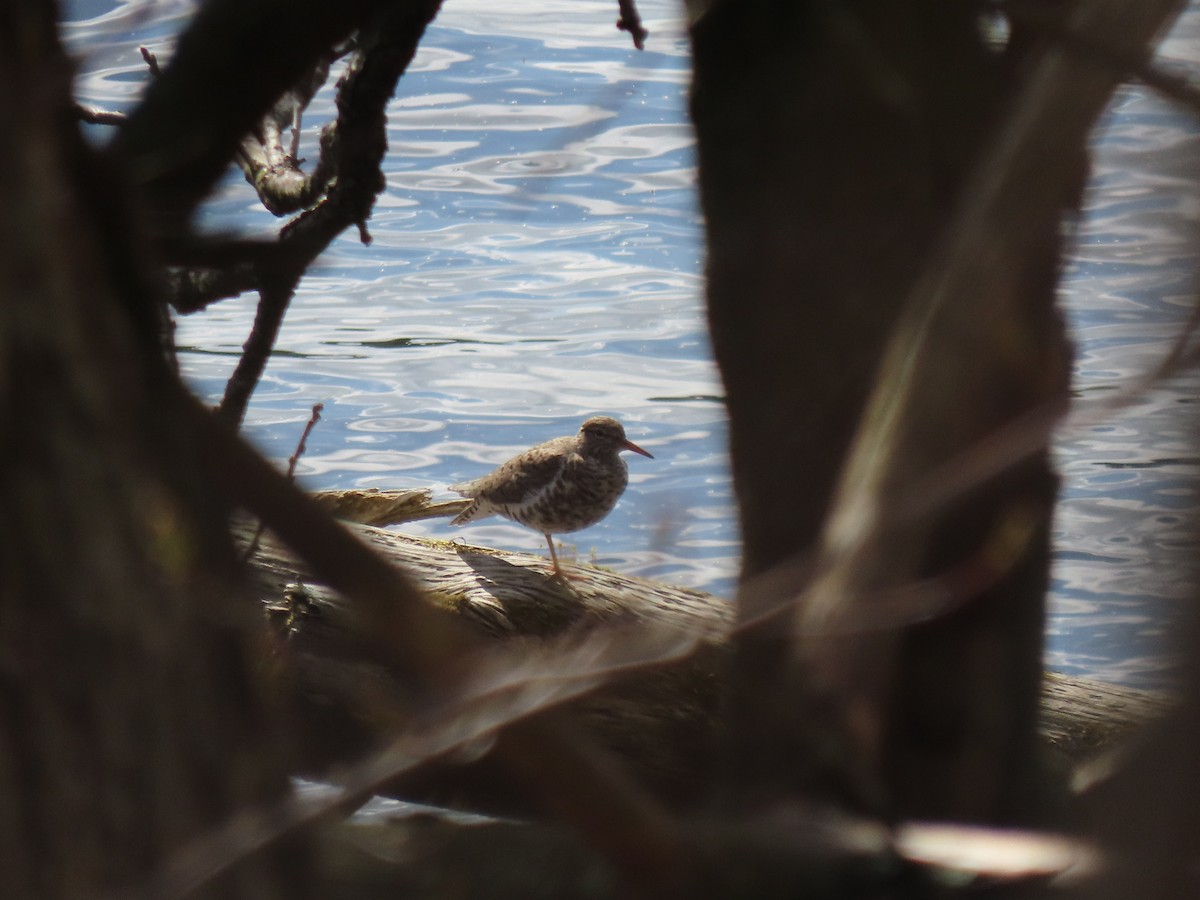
[622,439,654,459]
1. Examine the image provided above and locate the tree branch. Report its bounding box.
[113,0,388,230]
[235,49,347,216]
[75,103,125,125]
[217,2,442,426]
[616,0,649,50]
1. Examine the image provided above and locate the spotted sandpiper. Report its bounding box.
[449,416,654,574]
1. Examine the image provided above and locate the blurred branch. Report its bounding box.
[1000,0,1200,115]
[75,103,125,125]
[696,0,1183,822]
[306,810,1105,898]
[731,298,1200,648]
[808,0,1183,634]
[794,0,1182,824]
[163,236,301,312]
[0,1,315,893]
[166,263,258,312]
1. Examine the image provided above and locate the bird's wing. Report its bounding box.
[480,451,569,506]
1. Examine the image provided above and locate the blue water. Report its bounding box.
[62,1,1200,689]
[1050,28,1200,688]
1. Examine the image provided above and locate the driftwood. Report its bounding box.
[245,491,1172,815]
[247,507,728,811]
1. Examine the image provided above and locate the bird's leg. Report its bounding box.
[544,533,563,574]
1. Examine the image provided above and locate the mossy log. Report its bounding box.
[244,491,1172,814]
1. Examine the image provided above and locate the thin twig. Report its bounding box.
[139,45,161,76]
[616,0,648,50]
[243,403,323,561]
[286,402,323,479]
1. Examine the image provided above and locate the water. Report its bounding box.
[62,1,1200,690]
[1050,19,1200,689]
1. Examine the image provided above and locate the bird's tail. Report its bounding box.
[450,498,482,526]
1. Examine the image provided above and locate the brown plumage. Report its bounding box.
[450,416,653,574]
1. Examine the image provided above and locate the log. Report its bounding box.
[1038,672,1171,761]
[246,506,730,811]
[243,497,1172,813]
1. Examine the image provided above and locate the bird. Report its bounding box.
[449,416,654,575]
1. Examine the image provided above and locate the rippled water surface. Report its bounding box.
[64,1,1200,689]
[1049,12,1200,689]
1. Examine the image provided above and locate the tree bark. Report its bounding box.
[0,4,308,896]
[691,0,1182,824]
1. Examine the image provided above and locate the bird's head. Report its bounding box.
[579,416,654,458]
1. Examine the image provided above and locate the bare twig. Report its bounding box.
[158,234,294,310]
[287,402,324,478]
[999,0,1200,117]
[243,403,324,560]
[616,0,649,50]
[138,45,160,76]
